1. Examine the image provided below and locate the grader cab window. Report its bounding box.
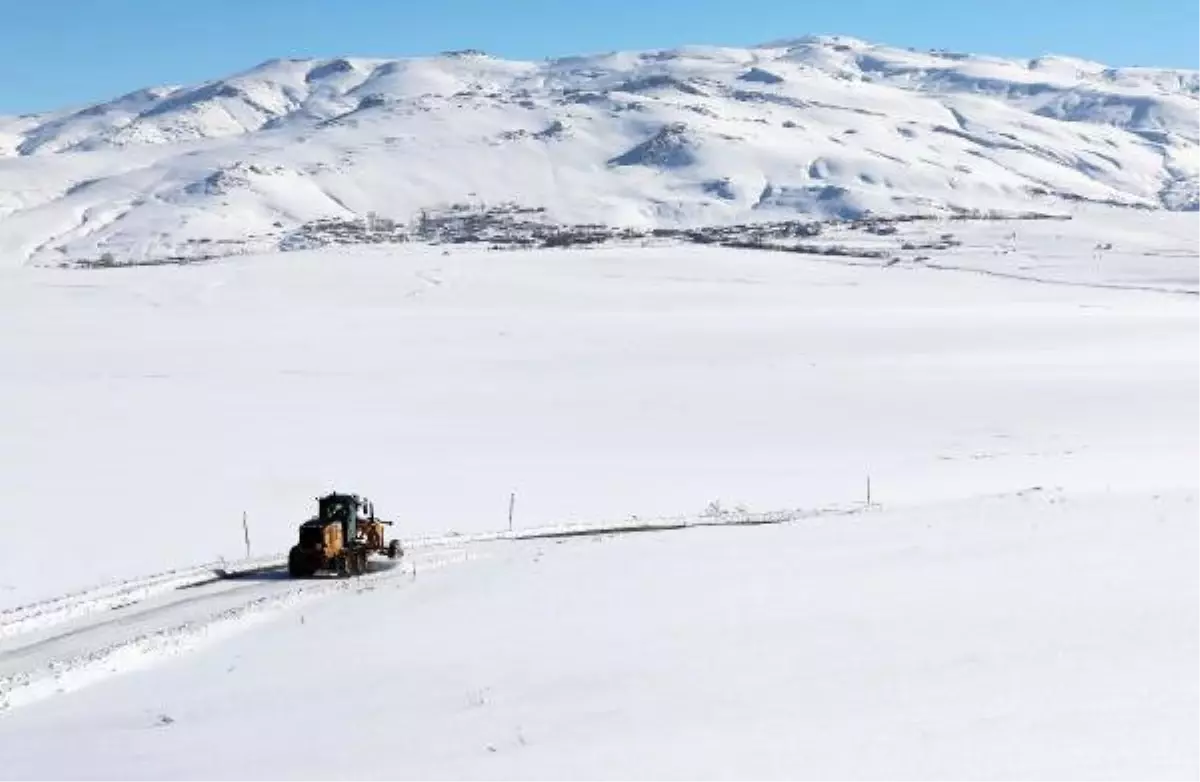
[320,495,354,523]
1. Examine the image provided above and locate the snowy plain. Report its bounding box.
[0,205,1196,778]
[0,208,1194,607]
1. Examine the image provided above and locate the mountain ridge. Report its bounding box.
[0,35,1195,266]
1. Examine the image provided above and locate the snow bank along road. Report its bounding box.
[0,506,850,713]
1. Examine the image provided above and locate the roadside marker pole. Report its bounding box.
[242,511,251,558]
[508,492,516,533]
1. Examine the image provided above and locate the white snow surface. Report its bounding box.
[0,131,1196,776]
[0,207,1194,608]
[0,35,1197,266]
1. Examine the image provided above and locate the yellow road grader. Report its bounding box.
[288,492,403,578]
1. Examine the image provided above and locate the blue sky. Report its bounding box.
[1,0,1196,113]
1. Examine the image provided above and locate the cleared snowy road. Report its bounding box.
[0,554,413,711]
[0,509,843,712]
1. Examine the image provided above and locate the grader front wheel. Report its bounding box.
[343,549,367,577]
[288,547,316,578]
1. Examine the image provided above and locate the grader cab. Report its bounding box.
[287,492,403,578]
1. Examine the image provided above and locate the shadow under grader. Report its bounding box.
[213,566,293,583]
[203,557,404,585]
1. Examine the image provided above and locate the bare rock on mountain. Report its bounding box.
[738,67,785,85]
[608,123,698,168]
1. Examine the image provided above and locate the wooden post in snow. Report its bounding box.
[508,492,516,533]
[242,511,251,558]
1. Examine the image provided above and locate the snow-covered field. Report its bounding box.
[0,208,1193,607]
[0,206,1195,777]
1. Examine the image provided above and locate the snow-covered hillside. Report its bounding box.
[0,35,1196,266]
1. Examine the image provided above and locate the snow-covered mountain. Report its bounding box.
[1,35,1196,266]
